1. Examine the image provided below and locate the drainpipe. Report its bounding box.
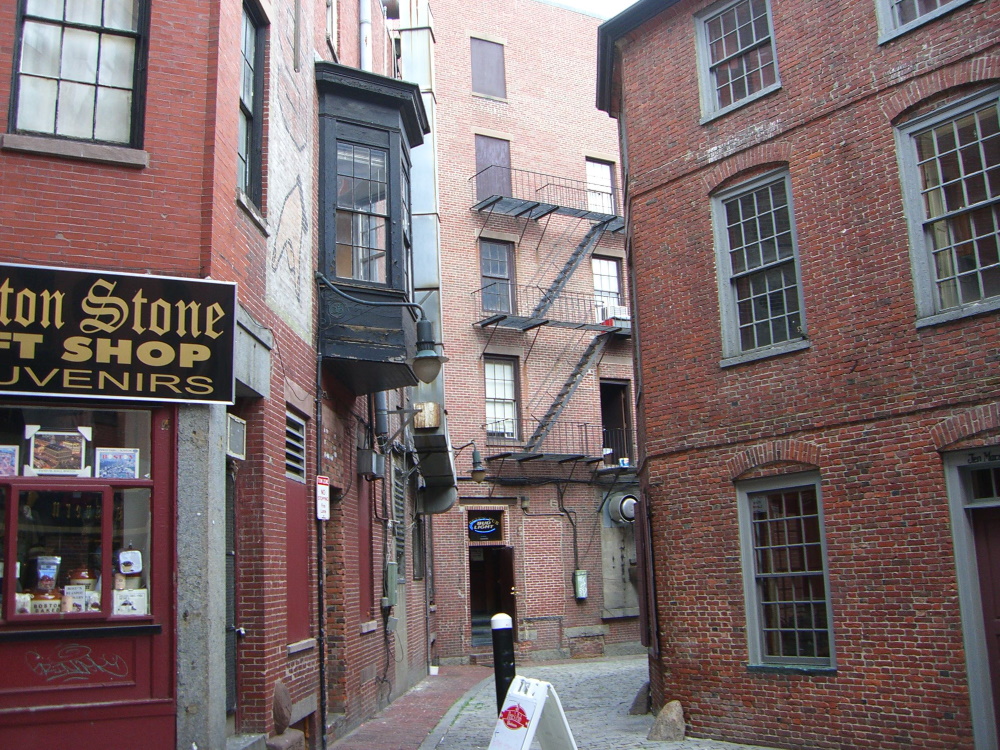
[360,0,372,71]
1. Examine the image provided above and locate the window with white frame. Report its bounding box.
[239,3,266,208]
[897,88,1000,323]
[13,0,146,146]
[592,256,627,323]
[875,0,974,41]
[484,357,518,440]
[712,171,806,360]
[695,0,778,119]
[586,159,616,214]
[738,476,834,667]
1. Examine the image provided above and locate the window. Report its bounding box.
[239,3,265,207]
[696,0,778,119]
[738,477,834,667]
[876,0,974,40]
[586,159,616,214]
[13,0,146,146]
[592,256,624,322]
[480,240,514,313]
[0,406,155,622]
[484,357,518,440]
[470,37,506,99]
[712,171,806,361]
[897,88,1000,324]
[335,142,389,283]
[475,134,512,201]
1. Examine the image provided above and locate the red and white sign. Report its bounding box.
[488,676,577,750]
[316,476,331,521]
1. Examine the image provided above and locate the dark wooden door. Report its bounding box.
[974,506,1000,735]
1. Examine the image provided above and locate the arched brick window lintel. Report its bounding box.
[726,440,823,481]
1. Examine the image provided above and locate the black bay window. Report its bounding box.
[316,63,429,395]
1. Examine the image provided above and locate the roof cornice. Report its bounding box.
[596,0,685,114]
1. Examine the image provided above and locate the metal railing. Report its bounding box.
[470,166,621,216]
[601,427,635,467]
[483,418,605,457]
[475,284,626,327]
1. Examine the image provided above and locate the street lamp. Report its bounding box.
[455,440,487,483]
[316,271,448,384]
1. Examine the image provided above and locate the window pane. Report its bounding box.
[26,0,64,20]
[17,76,58,133]
[916,101,1000,311]
[105,0,140,31]
[17,490,105,616]
[56,80,97,138]
[98,33,135,88]
[66,0,103,25]
[707,0,775,110]
[61,27,99,83]
[21,20,62,77]
[749,485,830,663]
[94,86,132,143]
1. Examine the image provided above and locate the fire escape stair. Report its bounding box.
[531,220,612,319]
[525,332,612,452]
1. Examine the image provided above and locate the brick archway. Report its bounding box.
[931,403,1000,451]
[726,439,823,481]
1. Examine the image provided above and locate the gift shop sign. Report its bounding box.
[0,263,236,404]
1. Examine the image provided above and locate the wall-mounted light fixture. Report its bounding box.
[316,271,448,384]
[454,440,487,483]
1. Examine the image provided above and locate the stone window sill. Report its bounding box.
[1,133,148,168]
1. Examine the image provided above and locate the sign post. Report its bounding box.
[488,676,578,750]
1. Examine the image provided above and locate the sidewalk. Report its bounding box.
[332,655,783,750]
[328,664,492,750]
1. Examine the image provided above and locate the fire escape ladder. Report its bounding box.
[530,220,610,319]
[526,333,611,451]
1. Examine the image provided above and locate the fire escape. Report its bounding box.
[469,166,632,484]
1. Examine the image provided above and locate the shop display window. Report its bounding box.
[0,406,154,622]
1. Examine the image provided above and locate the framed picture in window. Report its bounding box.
[96,448,141,479]
[0,445,21,477]
[0,445,18,476]
[29,431,87,475]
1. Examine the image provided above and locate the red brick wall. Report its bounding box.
[429,0,639,661]
[612,0,999,747]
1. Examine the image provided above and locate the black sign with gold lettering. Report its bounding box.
[0,263,236,404]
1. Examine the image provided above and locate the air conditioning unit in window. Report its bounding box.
[597,304,632,326]
[227,414,247,460]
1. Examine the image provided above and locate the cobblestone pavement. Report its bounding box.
[420,655,782,750]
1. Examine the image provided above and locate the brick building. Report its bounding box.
[598,0,999,748]
[0,0,452,748]
[427,0,642,665]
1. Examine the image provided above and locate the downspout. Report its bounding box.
[360,0,372,72]
[315,353,328,750]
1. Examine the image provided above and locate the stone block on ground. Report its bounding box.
[265,728,304,750]
[628,681,650,715]
[647,699,685,741]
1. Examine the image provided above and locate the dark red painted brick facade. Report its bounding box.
[602,0,1000,747]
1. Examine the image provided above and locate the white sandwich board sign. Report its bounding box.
[488,676,578,750]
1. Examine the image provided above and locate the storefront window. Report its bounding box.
[0,406,153,621]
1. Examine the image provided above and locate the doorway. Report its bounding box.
[600,380,633,467]
[974,506,1000,738]
[469,546,516,649]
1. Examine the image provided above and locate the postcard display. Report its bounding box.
[0,406,153,619]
